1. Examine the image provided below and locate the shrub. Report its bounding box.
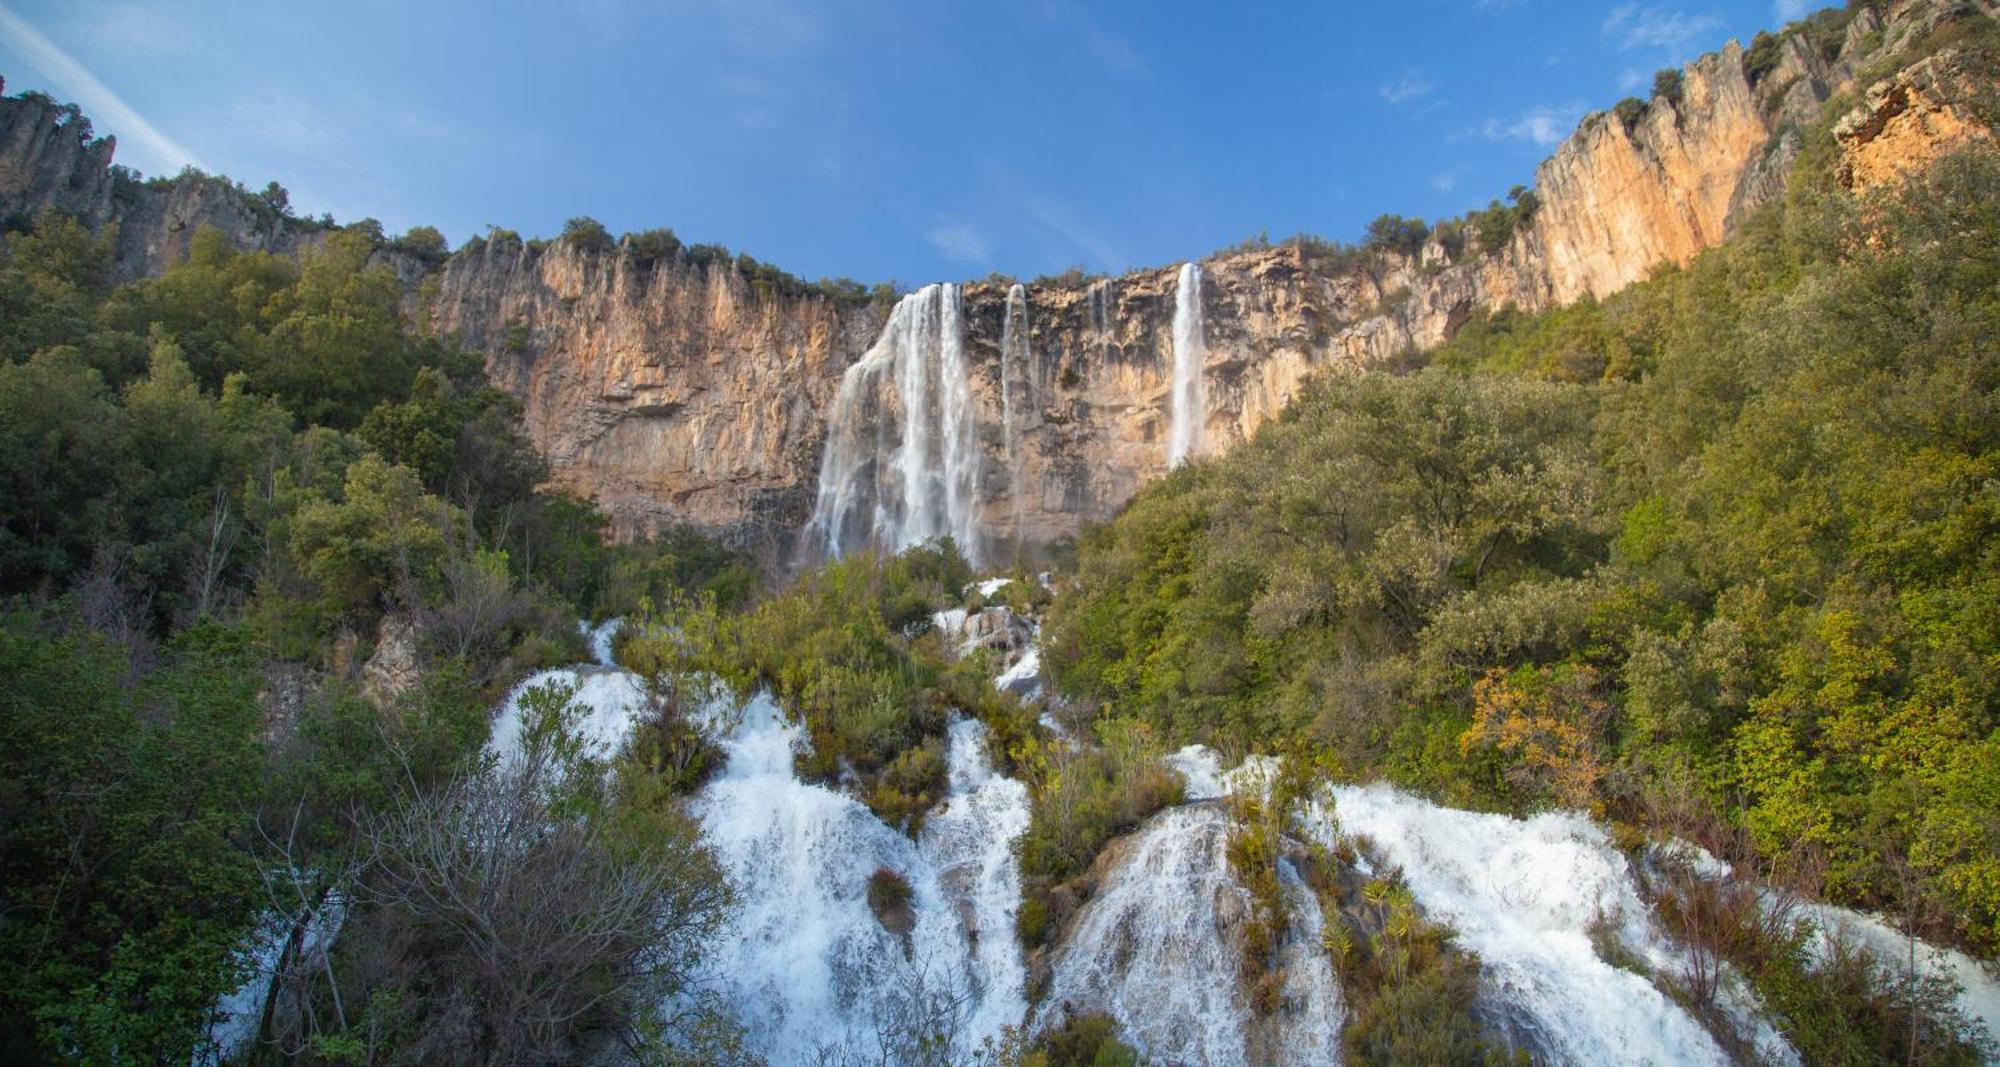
[1614,97,1649,133]
[561,216,615,254]
[1653,68,1685,109]
[1363,214,1430,258]
[392,224,449,262]
[866,866,915,938]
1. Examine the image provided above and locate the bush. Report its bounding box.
[866,867,916,938]
[392,224,449,262]
[561,216,615,254]
[1363,214,1430,258]
[1653,68,1685,108]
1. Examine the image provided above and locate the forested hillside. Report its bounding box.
[0,219,757,1063]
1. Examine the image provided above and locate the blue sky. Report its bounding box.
[1,0,1824,285]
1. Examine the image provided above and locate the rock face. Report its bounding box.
[1835,46,1998,189]
[3,2,1992,559]
[425,238,887,553]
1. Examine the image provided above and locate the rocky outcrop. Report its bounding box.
[1835,47,1998,189]
[2,1,1992,559]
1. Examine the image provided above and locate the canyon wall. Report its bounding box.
[2,0,1991,560]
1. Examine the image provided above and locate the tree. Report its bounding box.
[0,617,265,1063]
[1653,68,1685,108]
[1363,214,1430,259]
[258,181,292,217]
[391,224,449,261]
[561,216,615,255]
[333,681,733,1064]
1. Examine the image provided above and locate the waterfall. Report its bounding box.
[696,702,1029,1063]
[1041,804,1344,1065]
[1323,782,1800,1066]
[1001,284,1031,546]
[1168,262,1208,466]
[1088,278,1115,360]
[1001,284,1027,466]
[808,283,984,564]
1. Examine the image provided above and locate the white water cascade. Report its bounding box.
[1324,782,1800,1066]
[1167,262,1208,466]
[696,702,1030,1063]
[808,283,984,564]
[1042,803,1345,1065]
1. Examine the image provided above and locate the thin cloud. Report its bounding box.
[1379,70,1435,105]
[925,218,989,264]
[1431,172,1457,193]
[1602,4,1721,52]
[0,2,202,175]
[1023,197,1126,272]
[1772,0,1811,19]
[69,2,194,57]
[1483,102,1584,146]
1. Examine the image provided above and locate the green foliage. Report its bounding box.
[1745,30,1783,85]
[0,615,265,1064]
[1614,96,1650,133]
[560,215,615,254]
[1297,836,1515,1066]
[598,525,760,617]
[1463,184,1542,252]
[626,540,1030,829]
[1653,68,1685,108]
[1363,214,1430,258]
[390,224,448,262]
[1016,1013,1140,1067]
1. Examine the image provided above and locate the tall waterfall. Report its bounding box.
[808,283,983,563]
[1167,262,1207,466]
[1001,284,1030,542]
[1000,284,1028,465]
[1088,278,1115,360]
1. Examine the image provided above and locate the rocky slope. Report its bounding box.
[2,1,1992,558]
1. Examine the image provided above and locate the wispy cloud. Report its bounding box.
[68,2,194,57]
[1483,102,1584,146]
[1602,3,1720,52]
[1379,69,1435,105]
[1430,171,1457,193]
[925,218,989,264]
[1772,0,1811,20]
[0,2,201,175]
[1023,197,1126,271]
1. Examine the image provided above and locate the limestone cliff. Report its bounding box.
[2,0,1992,559]
[426,236,887,553]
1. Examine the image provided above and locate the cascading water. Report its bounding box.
[1167,262,1208,467]
[1322,782,1800,1066]
[695,700,1029,1063]
[1001,284,1027,467]
[1001,284,1030,546]
[1088,278,1115,359]
[1041,804,1344,1065]
[808,283,984,564]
